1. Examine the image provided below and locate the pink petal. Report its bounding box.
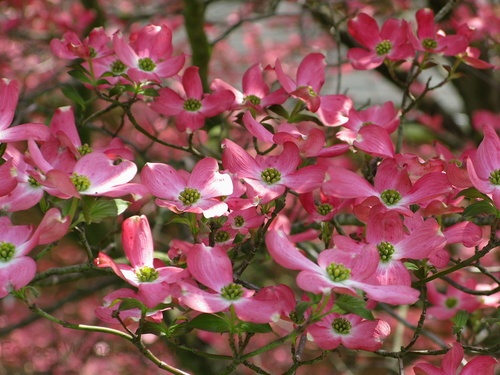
[141,162,186,200]
[0,257,36,297]
[113,31,139,68]
[416,9,437,40]
[0,124,50,142]
[243,112,274,144]
[234,298,281,323]
[284,165,325,193]
[200,90,235,117]
[441,343,463,375]
[150,87,186,116]
[316,94,352,127]
[354,125,395,158]
[221,139,261,179]
[274,58,296,93]
[182,66,203,99]
[189,158,233,198]
[155,54,186,78]
[186,244,233,292]
[296,53,325,93]
[324,165,377,199]
[347,48,384,70]
[242,63,268,98]
[0,79,20,130]
[180,282,230,313]
[347,13,381,49]
[122,215,154,268]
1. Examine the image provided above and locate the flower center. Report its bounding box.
[317,203,333,216]
[88,47,97,58]
[332,317,352,334]
[422,38,438,50]
[178,187,201,205]
[375,40,392,56]
[445,297,458,309]
[307,86,317,97]
[234,215,245,227]
[377,241,395,263]
[488,169,500,185]
[71,173,91,191]
[78,143,93,156]
[215,230,230,243]
[326,262,351,282]
[245,95,261,105]
[110,59,126,74]
[380,189,402,206]
[183,98,202,112]
[135,266,159,282]
[0,242,16,262]
[138,57,156,72]
[28,176,41,188]
[220,282,243,301]
[261,168,281,184]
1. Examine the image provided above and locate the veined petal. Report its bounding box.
[242,63,268,98]
[141,162,186,200]
[200,89,235,117]
[189,158,233,198]
[347,13,381,49]
[0,78,20,131]
[324,165,377,199]
[0,124,50,142]
[187,244,233,292]
[180,282,230,313]
[150,88,186,116]
[243,112,274,144]
[0,257,36,298]
[113,31,139,67]
[122,215,154,268]
[222,139,261,179]
[296,53,325,93]
[234,298,281,323]
[182,66,203,99]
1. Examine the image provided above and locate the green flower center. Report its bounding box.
[307,86,317,97]
[488,169,500,185]
[138,57,156,72]
[326,262,351,282]
[261,168,281,184]
[380,189,402,206]
[220,282,243,301]
[183,98,202,112]
[88,47,97,58]
[234,215,245,227]
[445,297,458,309]
[0,242,16,262]
[332,317,352,334]
[377,241,395,263]
[422,38,438,50]
[28,176,41,188]
[178,187,201,205]
[375,40,392,56]
[110,59,126,74]
[78,143,93,156]
[215,230,230,243]
[135,266,159,282]
[317,203,333,216]
[71,173,91,192]
[245,95,261,105]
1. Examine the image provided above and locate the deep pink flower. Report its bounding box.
[179,243,282,323]
[408,8,469,56]
[150,66,235,132]
[0,208,70,298]
[307,313,390,351]
[222,139,325,204]
[95,215,184,308]
[113,24,185,83]
[50,27,111,60]
[141,157,233,218]
[347,13,414,70]
[414,342,498,375]
[467,124,500,208]
[427,278,481,320]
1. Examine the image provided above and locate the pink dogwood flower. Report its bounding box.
[113,24,185,83]
[150,66,235,132]
[408,8,469,56]
[179,244,282,323]
[222,139,325,204]
[467,124,500,208]
[307,313,391,351]
[0,208,70,298]
[427,278,481,320]
[414,342,498,375]
[141,157,233,218]
[50,27,111,60]
[95,215,184,308]
[0,79,49,143]
[265,228,420,305]
[347,13,414,70]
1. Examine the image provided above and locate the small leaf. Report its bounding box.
[404,261,420,271]
[188,313,230,333]
[288,113,324,126]
[68,69,92,84]
[462,200,498,218]
[267,105,289,119]
[118,298,147,313]
[61,85,86,109]
[140,321,170,336]
[455,187,491,200]
[236,322,272,334]
[83,198,131,224]
[335,294,374,320]
[141,88,159,97]
[452,310,469,334]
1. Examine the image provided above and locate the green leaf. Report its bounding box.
[334,294,374,320]
[68,69,92,84]
[462,200,498,218]
[455,187,491,200]
[288,113,324,126]
[61,85,86,109]
[82,198,130,224]
[452,310,469,334]
[118,298,147,313]
[188,313,230,333]
[236,322,272,334]
[141,88,159,97]
[140,321,171,336]
[267,105,289,119]
[404,261,420,271]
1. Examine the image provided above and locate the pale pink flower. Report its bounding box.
[222,138,325,204]
[265,228,420,305]
[467,124,500,208]
[179,244,282,323]
[414,342,498,375]
[95,215,184,308]
[141,157,233,218]
[307,313,390,351]
[0,208,70,298]
[150,66,235,132]
[427,278,481,320]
